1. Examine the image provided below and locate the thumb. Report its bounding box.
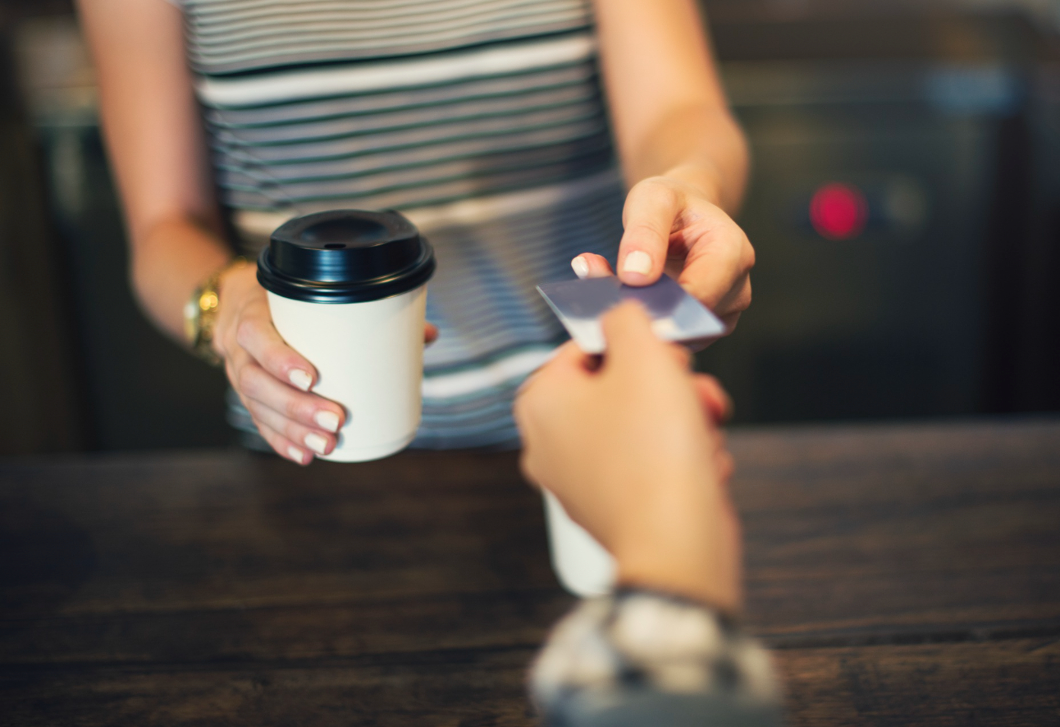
[599,300,665,367]
[517,341,591,398]
[618,180,681,286]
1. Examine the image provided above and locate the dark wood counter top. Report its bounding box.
[1,418,1058,725]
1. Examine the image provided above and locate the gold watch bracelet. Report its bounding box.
[184,257,249,366]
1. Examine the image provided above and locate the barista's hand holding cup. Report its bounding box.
[257,210,436,462]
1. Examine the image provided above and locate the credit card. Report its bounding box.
[536,274,726,354]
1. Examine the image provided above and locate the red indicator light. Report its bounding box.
[810,183,868,240]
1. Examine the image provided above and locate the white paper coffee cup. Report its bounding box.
[543,490,615,597]
[258,210,435,462]
[266,287,426,461]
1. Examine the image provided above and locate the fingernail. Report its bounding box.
[315,410,340,433]
[288,369,312,391]
[622,250,652,276]
[304,432,328,455]
[287,445,307,463]
[571,256,590,279]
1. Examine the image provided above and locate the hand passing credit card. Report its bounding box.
[537,275,726,354]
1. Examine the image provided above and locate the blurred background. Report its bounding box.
[1,0,1058,455]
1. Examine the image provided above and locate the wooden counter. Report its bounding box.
[1,419,1058,725]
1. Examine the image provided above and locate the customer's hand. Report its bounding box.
[213,264,438,465]
[571,175,754,331]
[515,301,741,612]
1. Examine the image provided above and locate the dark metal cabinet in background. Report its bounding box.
[697,12,1060,424]
[10,15,232,452]
[700,65,1009,421]
[38,124,232,450]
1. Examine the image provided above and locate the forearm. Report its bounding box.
[591,0,750,215]
[130,216,233,343]
[77,0,234,343]
[624,105,749,214]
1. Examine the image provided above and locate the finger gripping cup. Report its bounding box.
[257,210,435,462]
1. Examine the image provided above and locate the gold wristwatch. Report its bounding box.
[183,257,247,366]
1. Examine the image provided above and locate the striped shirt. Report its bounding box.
[174,0,625,448]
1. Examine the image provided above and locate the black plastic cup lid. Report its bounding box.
[257,210,435,303]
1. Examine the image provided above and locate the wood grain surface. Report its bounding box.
[1,419,1058,725]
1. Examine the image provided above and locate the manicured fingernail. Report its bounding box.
[287,445,307,463]
[315,410,340,433]
[622,250,652,275]
[288,369,312,391]
[304,432,328,455]
[571,256,590,279]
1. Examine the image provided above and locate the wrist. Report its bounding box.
[184,257,250,365]
[216,258,257,301]
[660,160,725,207]
[616,554,739,616]
[610,481,740,614]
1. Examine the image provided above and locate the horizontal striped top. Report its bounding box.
[174,0,624,448]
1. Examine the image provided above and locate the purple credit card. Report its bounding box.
[536,275,726,354]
